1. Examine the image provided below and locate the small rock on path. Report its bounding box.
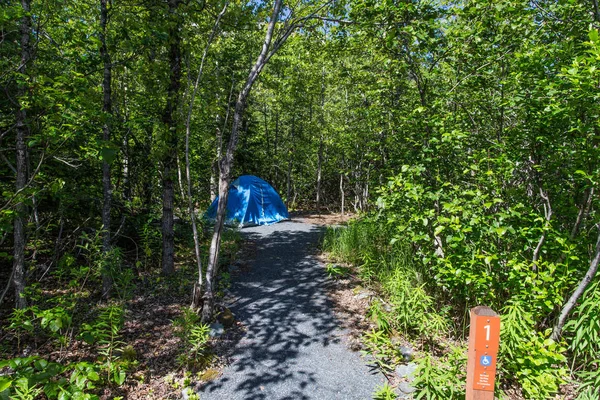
[200,221,384,399]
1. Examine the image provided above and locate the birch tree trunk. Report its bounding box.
[186,1,228,309]
[316,137,323,212]
[121,68,131,204]
[176,153,185,201]
[274,110,279,184]
[316,66,325,213]
[202,0,285,322]
[263,103,269,160]
[210,75,235,202]
[286,114,295,208]
[12,0,33,309]
[340,171,344,216]
[100,0,113,297]
[161,0,182,275]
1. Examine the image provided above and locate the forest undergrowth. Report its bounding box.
[323,211,598,400]
[0,215,242,400]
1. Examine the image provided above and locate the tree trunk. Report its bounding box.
[100,0,113,297]
[552,228,600,341]
[340,171,344,217]
[316,66,325,213]
[263,103,269,160]
[161,0,182,275]
[210,163,218,202]
[121,67,131,204]
[274,110,279,185]
[316,138,323,212]
[186,1,228,309]
[286,114,295,208]
[122,128,131,203]
[13,0,33,309]
[363,168,369,211]
[202,0,285,322]
[211,75,235,202]
[532,188,552,272]
[176,153,185,200]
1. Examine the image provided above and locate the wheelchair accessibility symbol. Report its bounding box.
[480,355,492,366]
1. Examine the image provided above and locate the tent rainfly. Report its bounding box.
[204,175,289,227]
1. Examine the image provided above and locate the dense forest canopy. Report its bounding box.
[1,0,600,397]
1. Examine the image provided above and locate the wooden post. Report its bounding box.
[466,306,501,400]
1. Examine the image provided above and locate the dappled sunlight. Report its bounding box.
[200,222,383,399]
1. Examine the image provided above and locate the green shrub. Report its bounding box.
[372,382,397,400]
[500,301,567,399]
[412,346,467,400]
[173,308,211,370]
[0,357,103,400]
[79,305,129,385]
[362,329,401,372]
[565,280,600,397]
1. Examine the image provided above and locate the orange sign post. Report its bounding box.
[466,306,501,400]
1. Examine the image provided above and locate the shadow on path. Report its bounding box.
[200,222,383,400]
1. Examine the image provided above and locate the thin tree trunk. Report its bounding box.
[31,194,39,264]
[570,187,593,240]
[177,153,185,200]
[211,75,235,201]
[161,0,182,275]
[100,0,113,297]
[274,110,279,184]
[202,0,285,322]
[122,128,130,202]
[340,170,344,217]
[186,1,228,309]
[263,103,269,160]
[13,0,32,309]
[316,138,323,212]
[316,66,325,213]
[122,67,131,203]
[532,188,552,272]
[552,227,600,341]
[363,168,369,211]
[286,114,295,208]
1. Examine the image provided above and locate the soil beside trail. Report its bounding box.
[199,220,384,400]
[290,210,357,226]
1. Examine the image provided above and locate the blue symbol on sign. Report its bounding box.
[480,355,492,366]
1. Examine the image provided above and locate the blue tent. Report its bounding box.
[204,175,289,227]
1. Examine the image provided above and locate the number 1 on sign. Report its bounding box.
[484,325,490,341]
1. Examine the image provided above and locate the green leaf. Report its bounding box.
[87,371,99,382]
[495,227,507,236]
[113,370,126,385]
[15,377,28,390]
[0,377,11,392]
[34,359,48,370]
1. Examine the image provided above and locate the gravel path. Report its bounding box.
[200,220,384,400]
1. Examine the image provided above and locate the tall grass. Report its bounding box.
[323,220,411,281]
[323,219,445,338]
